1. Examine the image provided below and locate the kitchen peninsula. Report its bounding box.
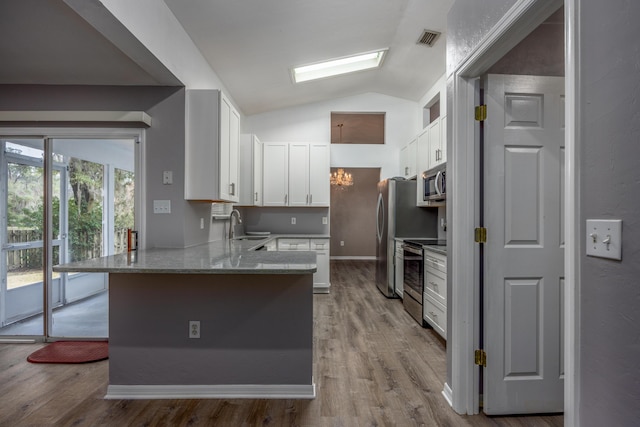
[54,239,317,400]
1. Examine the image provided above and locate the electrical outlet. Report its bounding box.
[189,320,200,339]
[291,217,296,225]
[322,216,328,225]
[340,240,345,246]
[162,171,173,185]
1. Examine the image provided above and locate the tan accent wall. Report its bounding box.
[330,167,380,257]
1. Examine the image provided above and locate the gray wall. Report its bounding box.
[579,1,640,425]
[0,84,216,249]
[446,0,518,73]
[330,167,380,257]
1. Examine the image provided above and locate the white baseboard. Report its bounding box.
[330,256,376,260]
[105,383,316,400]
[442,382,453,407]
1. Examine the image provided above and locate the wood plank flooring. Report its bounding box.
[0,260,564,426]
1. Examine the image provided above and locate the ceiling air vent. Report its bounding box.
[417,29,441,47]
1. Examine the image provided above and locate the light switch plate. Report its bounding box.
[586,219,622,260]
[162,171,173,185]
[153,200,171,214]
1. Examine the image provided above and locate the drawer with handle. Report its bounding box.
[424,268,446,305]
[424,293,446,338]
[277,238,311,251]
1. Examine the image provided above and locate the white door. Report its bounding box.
[483,74,564,414]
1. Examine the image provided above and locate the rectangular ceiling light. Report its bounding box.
[292,49,387,83]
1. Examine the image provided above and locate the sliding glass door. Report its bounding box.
[0,135,137,339]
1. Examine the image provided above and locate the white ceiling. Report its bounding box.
[0,0,453,116]
[163,0,454,115]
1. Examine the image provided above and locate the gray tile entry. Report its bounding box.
[0,291,108,338]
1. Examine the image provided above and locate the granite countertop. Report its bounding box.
[423,245,447,256]
[53,234,328,275]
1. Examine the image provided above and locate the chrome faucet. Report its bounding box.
[229,209,243,240]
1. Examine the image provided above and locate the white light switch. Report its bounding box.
[586,219,622,260]
[153,200,171,214]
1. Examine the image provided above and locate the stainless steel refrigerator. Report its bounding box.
[375,178,437,297]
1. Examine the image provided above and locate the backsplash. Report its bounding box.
[238,207,330,235]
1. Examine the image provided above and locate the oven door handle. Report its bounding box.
[402,244,423,255]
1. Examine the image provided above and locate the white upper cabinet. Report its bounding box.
[288,143,310,206]
[400,138,417,178]
[428,116,446,168]
[308,143,330,206]
[262,142,289,206]
[263,142,330,207]
[185,90,240,202]
[416,127,430,177]
[239,134,263,206]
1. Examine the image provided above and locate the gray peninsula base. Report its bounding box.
[105,272,314,399]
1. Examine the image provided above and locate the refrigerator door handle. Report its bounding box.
[376,192,384,243]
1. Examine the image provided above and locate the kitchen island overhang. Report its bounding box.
[54,242,317,400]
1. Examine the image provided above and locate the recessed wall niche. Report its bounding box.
[330,112,385,144]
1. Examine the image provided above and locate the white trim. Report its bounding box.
[105,383,317,400]
[329,256,376,260]
[442,382,454,407]
[0,111,151,127]
[448,0,564,416]
[564,0,581,425]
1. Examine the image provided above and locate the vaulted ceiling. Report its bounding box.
[0,0,453,115]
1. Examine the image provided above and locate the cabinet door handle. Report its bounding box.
[255,192,258,202]
[230,183,235,196]
[285,194,288,205]
[405,166,409,175]
[309,194,312,204]
[306,194,309,204]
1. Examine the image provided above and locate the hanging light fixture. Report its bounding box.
[330,168,354,187]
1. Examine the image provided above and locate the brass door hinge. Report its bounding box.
[475,349,487,367]
[475,104,487,121]
[474,227,487,244]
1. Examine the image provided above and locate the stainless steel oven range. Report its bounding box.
[402,240,425,325]
[402,239,446,326]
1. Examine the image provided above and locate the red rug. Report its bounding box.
[27,341,108,364]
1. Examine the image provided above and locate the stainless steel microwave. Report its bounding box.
[422,163,446,205]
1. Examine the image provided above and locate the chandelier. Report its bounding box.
[330,168,354,187]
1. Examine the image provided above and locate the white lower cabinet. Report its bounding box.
[394,241,404,298]
[423,248,447,339]
[311,239,330,293]
[276,238,330,293]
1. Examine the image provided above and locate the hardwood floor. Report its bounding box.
[0,260,563,426]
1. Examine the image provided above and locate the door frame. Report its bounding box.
[0,127,146,342]
[447,0,579,423]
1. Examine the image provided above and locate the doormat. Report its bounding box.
[27,341,108,364]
